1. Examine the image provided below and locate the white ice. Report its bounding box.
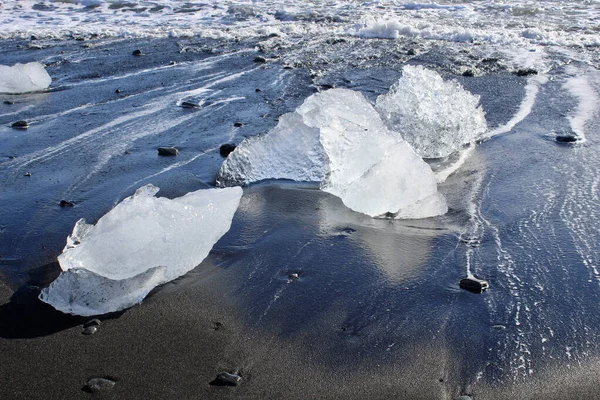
[218,88,447,219]
[0,62,51,94]
[376,65,487,159]
[39,184,243,316]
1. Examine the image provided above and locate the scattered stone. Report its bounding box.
[283,65,294,70]
[213,321,223,330]
[288,273,299,280]
[115,88,121,93]
[75,37,85,42]
[319,83,335,90]
[30,35,39,41]
[233,122,243,128]
[407,48,417,56]
[254,56,267,63]
[28,44,44,50]
[515,68,538,76]
[158,147,179,156]
[462,70,475,77]
[169,61,177,66]
[132,49,143,56]
[11,120,29,130]
[255,88,262,92]
[210,372,242,387]
[60,200,75,207]
[219,143,236,157]
[556,134,578,143]
[124,150,131,155]
[181,101,200,109]
[24,172,31,177]
[83,326,98,335]
[84,319,101,328]
[456,396,472,400]
[460,277,489,293]
[3,100,14,105]
[8,156,15,159]
[83,378,115,393]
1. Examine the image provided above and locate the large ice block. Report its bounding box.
[0,62,52,94]
[39,184,243,316]
[376,65,487,158]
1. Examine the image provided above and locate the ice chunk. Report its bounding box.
[376,65,487,158]
[39,184,243,316]
[218,89,446,219]
[0,62,52,94]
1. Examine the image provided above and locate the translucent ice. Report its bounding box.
[0,62,52,94]
[39,184,243,316]
[376,65,487,159]
[218,89,446,219]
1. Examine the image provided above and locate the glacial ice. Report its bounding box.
[376,65,487,158]
[0,62,52,94]
[218,88,447,219]
[39,184,243,316]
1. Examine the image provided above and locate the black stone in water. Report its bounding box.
[158,147,179,156]
[556,134,578,143]
[132,49,143,56]
[219,144,236,157]
[4,100,14,105]
[60,200,75,207]
[233,122,243,127]
[115,88,121,93]
[515,68,538,76]
[254,56,267,63]
[255,88,261,92]
[83,378,115,393]
[462,70,475,77]
[210,372,242,387]
[24,172,31,177]
[460,277,489,293]
[11,120,29,129]
[181,101,200,109]
[83,326,98,335]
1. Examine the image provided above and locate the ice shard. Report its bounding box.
[0,62,52,94]
[376,65,487,158]
[39,184,243,316]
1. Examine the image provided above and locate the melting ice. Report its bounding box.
[0,62,51,94]
[39,184,243,316]
[218,87,447,219]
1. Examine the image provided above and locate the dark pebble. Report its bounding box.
[515,68,538,76]
[462,70,475,77]
[115,88,121,93]
[219,143,236,157]
[158,147,179,156]
[283,65,293,70]
[132,49,143,56]
[233,122,243,128]
[288,273,299,280]
[556,134,578,143]
[210,372,242,387]
[3,100,14,105]
[460,277,489,293]
[181,101,200,109]
[24,172,31,177]
[254,56,267,63]
[169,61,176,65]
[11,120,29,130]
[407,48,417,56]
[255,88,262,92]
[84,319,101,328]
[30,35,38,41]
[83,378,115,393]
[213,321,223,330]
[60,200,75,207]
[83,326,98,335]
[319,84,335,90]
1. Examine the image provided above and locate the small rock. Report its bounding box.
[84,378,115,393]
[132,49,143,56]
[288,273,299,280]
[169,61,176,65]
[124,150,131,155]
[219,144,236,157]
[11,120,29,130]
[75,37,85,42]
[115,88,121,93]
[233,122,243,128]
[460,277,489,293]
[158,147,178,156]
[84,319,101,328]
[181,101,200,109]
[515,68,538,76]
[210,372,242,387]
[213,321,223,330]
[83,326,98,335]
[4,100,14,105]
[60,200,75,207]
[254,56,267,63]
[24,172,31,177]
[407,48,417,56]
[556,134,578,143]
[456,396,472,400]
[319,84,335,90]
[462,70,475,77]
[255,88,261,92]
[30,35,39,41]
[283,65,293,70]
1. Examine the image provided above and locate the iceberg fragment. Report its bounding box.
[39,184,243,316]
[218,88,447,219]
[376,65,487,158]
[0,62,52,94]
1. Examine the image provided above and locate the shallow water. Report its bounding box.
[1,6,600,397]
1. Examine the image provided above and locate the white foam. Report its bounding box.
[563,69,600,142]
[39,184,242,316]
[0,62,51,94]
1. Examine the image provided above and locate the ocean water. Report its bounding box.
[1,1,600,398]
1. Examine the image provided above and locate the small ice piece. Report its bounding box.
[39,184,243,316]
[376,65,487,158]
[218,89,446,219]
[0,62,52,94]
